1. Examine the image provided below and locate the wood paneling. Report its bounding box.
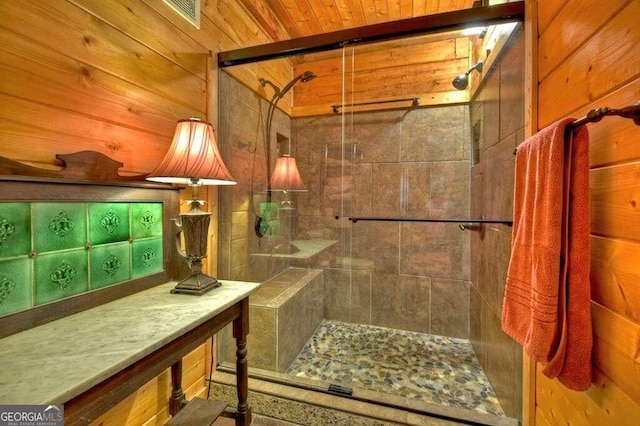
[590,163,640,242]
[0,0,207,173]
[250,0,476,38]
[537,0,629,82]
[0,94,168,173]
[591,236,640,323]
[292,34,471,116]
[533,0,640,424]
[591,303,640,401]
[538,0,640,128]
[537,366,640,426]
[534,410,553,426]
[536,0,566,35]
[71,0,210,78]
[2,0,207,108]
[146,0,295,116]
[0,30,200,138]
[237,0,291,42]
[522,5,537,423]
[586,79,640,168]
[207,0,299,101]
[90,344,208,426]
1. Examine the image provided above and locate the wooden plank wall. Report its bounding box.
[532,0,640,424]
[0,0,291,174]
[291,34,471,116]
[0,0,282,424]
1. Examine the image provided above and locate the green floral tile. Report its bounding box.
[34,249,89,305]
[89,203,131,246]
[0,257,32,317]
[90,242,132,290]
[33,203,87,254]
[0,203,31,259]
[131,203,163,239]
[0,201,166,315]
[132,237,163,278]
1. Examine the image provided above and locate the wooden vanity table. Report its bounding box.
[0,280,260,425]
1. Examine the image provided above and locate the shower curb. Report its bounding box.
[208,372,517,426]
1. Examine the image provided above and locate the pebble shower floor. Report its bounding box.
[286,320,505,416]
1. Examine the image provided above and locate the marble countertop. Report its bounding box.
[0,280,260,405]
[251,239,337,259]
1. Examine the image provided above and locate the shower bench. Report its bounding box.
[219,267,324,373]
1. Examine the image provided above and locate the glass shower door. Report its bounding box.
[215,26,514,419]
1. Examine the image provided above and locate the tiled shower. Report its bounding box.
[292,106,471,336]
[217,25,524,422]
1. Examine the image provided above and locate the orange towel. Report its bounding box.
[502,117,593,391]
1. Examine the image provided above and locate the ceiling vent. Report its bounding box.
[163,0,200,29]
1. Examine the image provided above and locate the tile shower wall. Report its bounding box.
[292,105,471,338]
[469,25,524,420]
[218,73,295,283]
[0,202,164,317]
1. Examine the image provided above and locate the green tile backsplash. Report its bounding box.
[0,202,164,318]
[35,249,89,305]
[90,242,132,290]
[33,203,88,253]
[89,203,131,245]
[0,257,31,317]
[0,203,31,258]
[132,237,164,279]
[132,203,163,239]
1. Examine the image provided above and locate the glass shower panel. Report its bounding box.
[278,47,360,388]
[290,40,495,413]
[215,50,358,385]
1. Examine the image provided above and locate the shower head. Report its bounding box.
[278,71,317,99]
[452,74,470,90]
[452,61,484,90]
[299,70,317,83]
[260,71,317,100]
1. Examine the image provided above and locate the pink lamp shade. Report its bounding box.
[146,118,236,186]
[270,154,306,191]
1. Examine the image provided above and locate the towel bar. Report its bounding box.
[567,101,640,130]
[336,216,513,226]
[514,101,640,155]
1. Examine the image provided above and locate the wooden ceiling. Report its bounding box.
[239,0,479,42]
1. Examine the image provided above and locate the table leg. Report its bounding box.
[169,360,187,415]
[232,298,251,426]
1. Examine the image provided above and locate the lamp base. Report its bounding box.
[170,273,221,296]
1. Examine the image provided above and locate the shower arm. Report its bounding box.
[259,78,281,98]
[260,72,308,101]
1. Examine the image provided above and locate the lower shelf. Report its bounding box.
[166,397,227,426]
